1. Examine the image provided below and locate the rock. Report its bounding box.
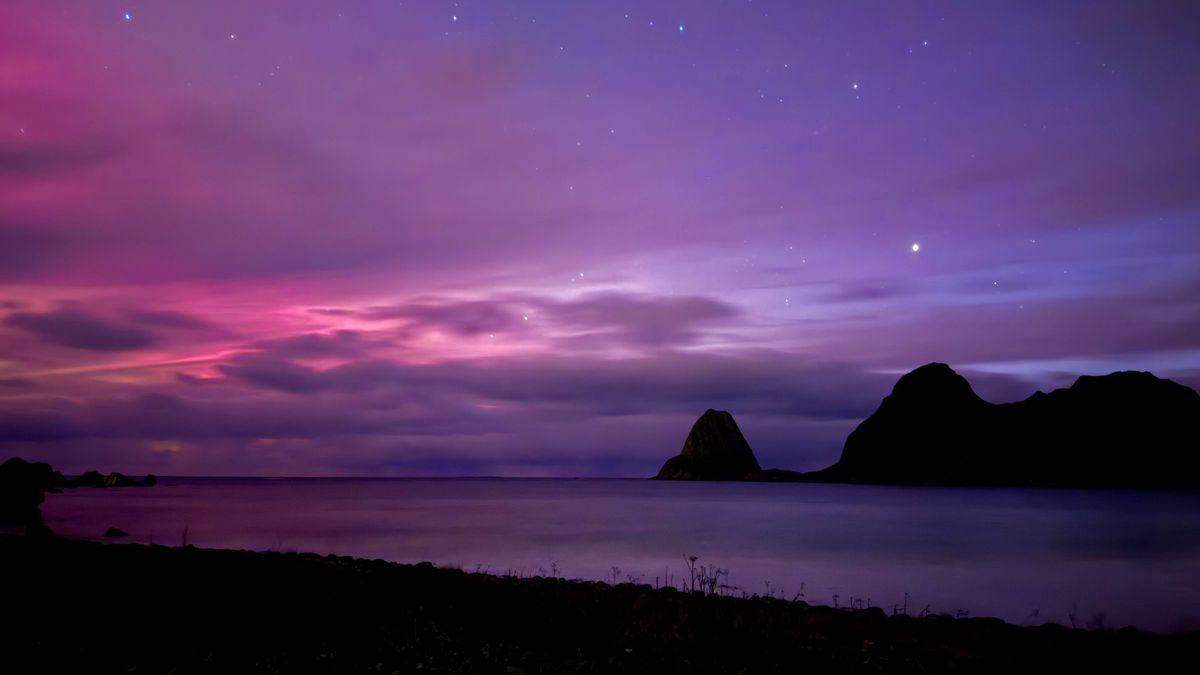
[809,363,1200,489]
[0,457,64,527]
[653,409,762,480]
[102,472,138,487]
[25,522,57,540]
[104,527,128,538]
[66,470,105,488]
[67,470,157,488]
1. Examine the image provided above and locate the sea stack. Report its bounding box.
[653,409,762,480]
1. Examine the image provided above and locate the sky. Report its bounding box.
[2,1,1199,476]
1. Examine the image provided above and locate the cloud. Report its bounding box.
[216,354,329,393]
[537,292,739,347]
[4,308,157,351]
[207,347,889,421]
[0,377,36,389]
[0,349,894,475]
[0,222,93,280]
[0,142,111,177]
[248,330,378,360]
[124,309,213,330]
[365,300,522,336]
[0,410,79,442]
[822,280,912,303]
[362,291,741,348]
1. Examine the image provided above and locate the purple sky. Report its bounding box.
[2,1,1199,476]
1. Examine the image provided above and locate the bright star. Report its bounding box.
[852,82,859,90]
[678,24,685,32]
[911,243,921,253]
[123,13,132,22]
[452,15,458,22]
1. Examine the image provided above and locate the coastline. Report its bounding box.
[2,534,1195,674]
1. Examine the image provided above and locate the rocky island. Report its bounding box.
[654,364,1200,489]
[653,409,763,480]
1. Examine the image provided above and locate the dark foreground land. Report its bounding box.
[1,536,1196,675]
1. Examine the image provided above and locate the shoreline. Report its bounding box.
[2,534,1196,674]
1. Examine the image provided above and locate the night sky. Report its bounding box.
[2,1,1199,476]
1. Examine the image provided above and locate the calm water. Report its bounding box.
[40,478,1200,633]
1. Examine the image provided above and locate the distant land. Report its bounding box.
[654,363,1200,490]
[0,457,156,530]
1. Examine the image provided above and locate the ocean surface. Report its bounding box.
[40,478,1200,633]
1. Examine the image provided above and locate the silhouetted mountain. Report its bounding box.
[807,363,1200,489]
[653,409,762,480]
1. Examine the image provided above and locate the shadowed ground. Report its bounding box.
[1,535,1196,674]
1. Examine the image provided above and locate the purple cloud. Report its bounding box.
[4,309,157,351]
[366,299,523,336]
[0,141,112,177]
[537,292,739,347]
[216,354,330,394]
[249,330,377,359]
[360,291,740,348]
[124,309,213,330]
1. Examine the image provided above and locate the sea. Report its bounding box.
[40,477,1200,633]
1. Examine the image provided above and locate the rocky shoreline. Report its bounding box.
[1,534,1195,674]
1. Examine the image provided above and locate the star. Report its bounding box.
[123,13,132,22]
[452,15,458,22]
[677,24,685,33]
[911,243,921,253]
[852,82,859,90]
[229,33,236,40]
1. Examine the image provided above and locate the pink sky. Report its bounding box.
[3,1,1199,475]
